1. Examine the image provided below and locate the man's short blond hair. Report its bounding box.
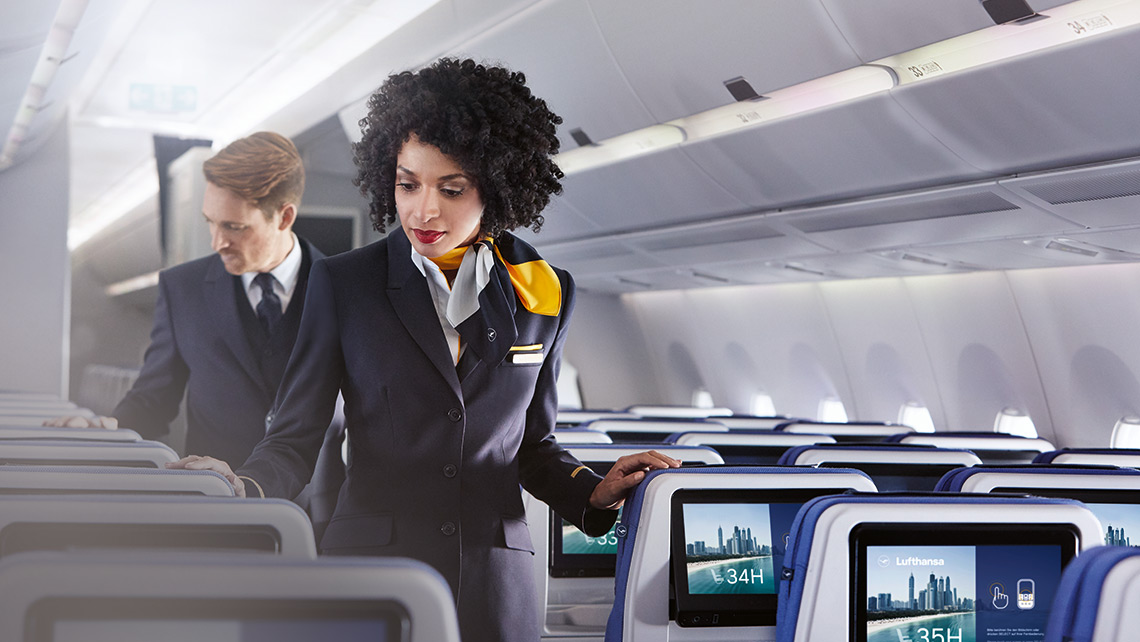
[202,132,305,218]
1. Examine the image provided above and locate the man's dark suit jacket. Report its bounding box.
[113,238,324,467]
[238,228,615,642]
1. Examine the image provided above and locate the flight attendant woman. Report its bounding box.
[171,58,678,642]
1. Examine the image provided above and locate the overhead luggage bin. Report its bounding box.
[0,439,179,468]
[884,1,1140,175]
[888,431,1054,464]
[0,494,315,559]
[0,425,142,442]
[777,493,1102,642]
[605,466,876,642]
[0,465,235,497]
[0,551,460,642]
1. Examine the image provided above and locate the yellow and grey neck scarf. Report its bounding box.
[428,234,561,366]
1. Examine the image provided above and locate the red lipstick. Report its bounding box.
[414,229,444,244]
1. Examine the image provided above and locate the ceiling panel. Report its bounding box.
[514,194,604,246]
[456,0,656,154]
[542,247,665,278]
[920,237,1114,270]
[589,0,860,124]
[80,0,344,124]
[0,0,60,48]
[556,148,749,235]
[0,48,41,141]
[626,219,824,267]
[1000,157,1140,228]
[1066,227,1140,256]
[680,92,989,210]
[771,183,1082,252]
[891,21,1140,174]
[69,124,154,217]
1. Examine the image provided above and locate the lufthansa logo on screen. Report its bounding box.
[895,556,945,566]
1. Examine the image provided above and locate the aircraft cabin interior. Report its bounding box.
[4,0,1140,640]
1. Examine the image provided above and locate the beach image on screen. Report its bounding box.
[866,545,977,642]
[682,503,776,594]
[1087,503,1140,547]
[561,507,622,554]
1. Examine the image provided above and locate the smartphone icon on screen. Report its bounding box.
[1017,579,1035,610]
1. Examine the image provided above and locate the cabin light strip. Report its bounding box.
[554,0,1140,177]
[0,0,89,171]
[105,270,160,297]
[69,160,159,251]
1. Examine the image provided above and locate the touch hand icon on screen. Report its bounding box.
[992,585,1009,610]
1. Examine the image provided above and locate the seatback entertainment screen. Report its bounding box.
[852,523,1078,642]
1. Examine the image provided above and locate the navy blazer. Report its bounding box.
[239,228,614,642]
[113,238,323,467]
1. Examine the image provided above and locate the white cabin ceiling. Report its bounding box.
[7,0,1140,295]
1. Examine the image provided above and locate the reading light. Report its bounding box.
[616,276,652,289]
[900,253,949,267]
[783,263,827,277]
[1044,239,1099,257]
[683,270,731,284]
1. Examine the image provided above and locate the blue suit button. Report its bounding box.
[443,464,457,478]
[448,408,462,422]
[441,521,456,536]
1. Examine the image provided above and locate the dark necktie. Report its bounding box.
[253,272,282,335]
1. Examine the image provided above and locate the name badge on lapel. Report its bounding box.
[508,343,545,365]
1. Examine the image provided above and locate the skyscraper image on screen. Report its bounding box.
[682,503,776,594]
[866,545,977,642]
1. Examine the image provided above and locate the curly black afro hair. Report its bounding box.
[353,58,564,239]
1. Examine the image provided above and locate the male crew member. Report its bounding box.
[49,132,327,469]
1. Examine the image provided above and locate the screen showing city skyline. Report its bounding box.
[861,543,1064,642]
[559,506,623,555]
[1086,503,1140,547]
[682,503,776,594]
